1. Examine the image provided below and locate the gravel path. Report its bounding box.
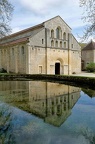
[71,71,95,77]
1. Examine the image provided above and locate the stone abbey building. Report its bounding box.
[0,16,81,75]
[82,40,95,70]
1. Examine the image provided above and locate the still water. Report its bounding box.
[0,81,95,144]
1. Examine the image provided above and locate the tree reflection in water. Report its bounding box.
[80,127,95,144]
[0,105,15,144]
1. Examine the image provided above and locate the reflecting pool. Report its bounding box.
[0,81,95,144]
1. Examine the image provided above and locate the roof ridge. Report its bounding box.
[0,23,44,41]
[0,37,29,47]
[43,15,71,30]
[82,40,95,51]
[92,40,95,48]
[0,15,71,41]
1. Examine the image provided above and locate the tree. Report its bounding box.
[80,127,95,144]
[0,0,13,38]
[86,62,95,72]
[80,0,95,40]
[0,106,15,144]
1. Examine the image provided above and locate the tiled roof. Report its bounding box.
[82,40,95,51]
[0,23,44,41]
[0,37,29,47]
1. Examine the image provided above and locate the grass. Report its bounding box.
[0,73,95,89]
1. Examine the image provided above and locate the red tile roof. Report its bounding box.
[0,37,29,47]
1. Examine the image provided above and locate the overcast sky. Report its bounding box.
[9,0,87,42]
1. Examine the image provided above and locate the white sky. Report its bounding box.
[9,0,89,42]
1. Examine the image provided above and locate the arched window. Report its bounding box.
[64,42,66,48]
[42,39,44,44]
[72,44,73,48]
[51,29,54,38]
[60,41,62,48]
[21,46,24,54]
[51,40,54,47]
[56,27,61,39]
[12,48,14,55]
[55,41,58,47]
[63,32,66,40]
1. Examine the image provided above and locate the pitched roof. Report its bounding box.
[44,15,72,30]
[0,37,29,47]
[79,43,87,49]
[82,40,95,51]
[0,15,71,42]
[0,23,44,41]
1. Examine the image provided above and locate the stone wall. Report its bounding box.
[0,43,28,73]
[0,16,81,75]
[46,48,68,74]
[82,50,94,69]
[28,46,46,74]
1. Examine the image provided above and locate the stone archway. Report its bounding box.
[54,59,63,75]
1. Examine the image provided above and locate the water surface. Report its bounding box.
[0,81,95,144]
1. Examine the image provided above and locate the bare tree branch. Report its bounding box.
[0,0,13,38]
[80,0,95,41]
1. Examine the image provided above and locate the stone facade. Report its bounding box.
[28,81,81,126]
[0,16,81,75]
[82,40,95,70]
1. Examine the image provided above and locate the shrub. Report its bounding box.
[86,62,95,72]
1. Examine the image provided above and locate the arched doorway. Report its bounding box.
[81,60,84,71]
[55,63,60,74]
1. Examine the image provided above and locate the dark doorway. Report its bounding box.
[81,60,84,71]
[55,63,60,74]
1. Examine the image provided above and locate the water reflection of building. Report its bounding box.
[0,81,29,107]
[28,81,81,126]
[0,81,81,127]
